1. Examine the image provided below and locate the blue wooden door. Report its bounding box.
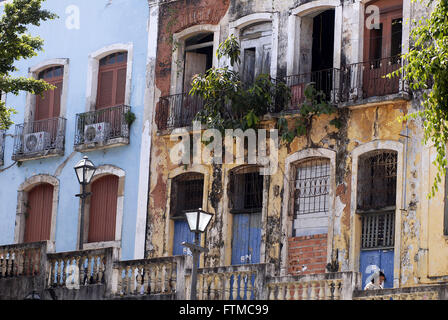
[231,213,261,265]
[360,249,394,289]
[173,219,196,256]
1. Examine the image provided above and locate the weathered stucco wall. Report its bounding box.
[147,0,448,289]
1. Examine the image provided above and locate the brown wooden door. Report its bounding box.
[88,175,119,243]
[24,184,53,243]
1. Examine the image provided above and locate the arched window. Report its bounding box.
[35,66,63,121]
[24,183,54,243]
[96,51,128,109]
[88,175,119,243]
[357,150,397,289]
[228,166,263,265]
[183,33,214,93]
[240,22,273,85]
[292,157,330,236]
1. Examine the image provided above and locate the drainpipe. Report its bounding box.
[398,123,409,288]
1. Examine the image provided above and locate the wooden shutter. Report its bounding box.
[35,90,52,121]
[24,184,53,243]
[364,0,403,61]
[97,70,114,109]
[96,52,128,110]
[183,52,207,93]
[115,67,127,105]
[88,175,119,243]
[35,67,63,121]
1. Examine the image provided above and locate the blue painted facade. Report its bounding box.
[0,0,150,260]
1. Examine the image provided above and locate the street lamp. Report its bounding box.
[182,208,213,300]
[74,156,96,250]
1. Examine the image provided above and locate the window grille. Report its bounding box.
[170,173,204,218]
[294,158,330,216]
[357,151,397,211]
[361,211,395,249]
[229,167,263,213]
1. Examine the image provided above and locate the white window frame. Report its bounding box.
[79,165,125,255]
[15,174,59,251]
[85,43,134,112]
[229,12,279,78]
[286,0,343,76]
[280,148,336,275]
[25,58,70,123]
[349,140,404,288]
[170,25,220,95]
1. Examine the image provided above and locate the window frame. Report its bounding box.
[25,59,69,124]
[85,43,133,112]
[170,25,220,96]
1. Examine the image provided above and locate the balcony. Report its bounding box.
[74,105,131,152]
[340,55,410,106]
[155,93,204,131]
[280,68,341,113]
[2,241,448,301]
[12,117,66,161]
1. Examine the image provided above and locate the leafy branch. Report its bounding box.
[0,0,58,130]
[388,0,448,197]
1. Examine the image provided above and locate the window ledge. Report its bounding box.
[340,91,411,109]
[12,149,64,162]
[74,137,129,152]
[83,240,121,251]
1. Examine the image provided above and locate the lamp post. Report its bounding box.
[182,208,213,300]
[74,156,96,251]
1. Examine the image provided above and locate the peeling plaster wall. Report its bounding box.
[147,0,448,287]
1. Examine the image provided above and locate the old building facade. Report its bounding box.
[0,0,447,300]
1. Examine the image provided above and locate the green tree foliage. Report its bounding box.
[190,35,291,132]
[0,0,57,130]
[277,84,341,145]
[389,0,448,197]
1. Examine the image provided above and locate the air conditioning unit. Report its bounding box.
[84,122,110,144]
[24,131,50,153]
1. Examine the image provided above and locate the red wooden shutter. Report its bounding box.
[97,70,114,109]
[51,80,63,118]
[88,175,119,243]
[35,67,63,121]
[24,184,53,243]
[115,67,127,105]
[96,52,128,110]
[35,90,52,121]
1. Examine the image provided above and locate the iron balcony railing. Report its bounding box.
[12,117,66,160]
[340,55,406,102]
[156,93,204,130]
[282,68,342,112]
[74,105,131,146]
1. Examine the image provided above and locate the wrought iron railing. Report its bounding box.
[340,55,405,102]
[12,117,66,160]
[283,68,341,111]
[156,93,204,130]
[74,105,131,146]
